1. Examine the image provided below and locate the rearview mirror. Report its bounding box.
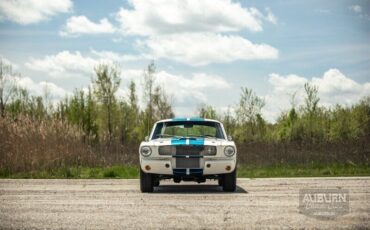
[184,124,193,128]
[145,136,149,141]
[227,135,233,141]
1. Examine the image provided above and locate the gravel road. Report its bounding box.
[0,177,369,229]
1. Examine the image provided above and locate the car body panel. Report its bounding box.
[139,118,237,178]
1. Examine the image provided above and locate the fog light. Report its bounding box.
[225,165,231,171]
[165,163,170,168]
[206,163,211,168]
[145,165,151,171]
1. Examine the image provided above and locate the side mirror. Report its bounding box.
[144,136,149,141]
[227,135,233,141]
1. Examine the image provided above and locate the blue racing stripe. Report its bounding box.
[189,117,205,121]
[171,117,187,121]
[171,117,205,122]
[171,138,204,145]
[171,138,186,145]
[189,138,204,145]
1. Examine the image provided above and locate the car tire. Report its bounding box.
[140,169,154,193]
[222,168,236,192]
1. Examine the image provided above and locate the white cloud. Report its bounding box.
[114,0,279,66]
[0,0,72,25]
[268,73,307,93]
[263,69,370,122]
[118,68,231,108]
[90,49,146,62]
[116,0,273,36]
[349,5,362,13]
[0,56,18,70]
[311,69,370,106]
[25,51,99,77]
[60,16,116,37]
[349,4,370,20]
[265,8,277,24]
[142,33,278,66]
[155,71,231,103]
[15,76,69,101]
[24,50,232,114]
[105,67,232,116]
[25,50,148,78]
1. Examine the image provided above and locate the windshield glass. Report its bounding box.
[151,121,225,140]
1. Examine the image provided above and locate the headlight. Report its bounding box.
[140,146,152,157]
[202,146,217,156]
[224,146,235,157]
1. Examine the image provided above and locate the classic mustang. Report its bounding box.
[139,117,237,192]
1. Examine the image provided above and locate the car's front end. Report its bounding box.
[139,117,237,192]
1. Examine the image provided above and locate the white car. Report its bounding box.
[139,117,237,192]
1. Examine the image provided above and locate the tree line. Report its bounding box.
[1,58,369,146]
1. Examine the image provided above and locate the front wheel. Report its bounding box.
[222,168,236,192]
[140,169,154,193]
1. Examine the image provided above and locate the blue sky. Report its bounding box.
[0,0,369,122]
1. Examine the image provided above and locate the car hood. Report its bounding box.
[147,137,232,146]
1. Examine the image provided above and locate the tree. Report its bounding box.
[302,82,321,141]
[142,62,156,135]
[129,81,139,113]
[0,59,16,117]
[235,87,265,140]
[304,82,319,115]
[7,87,30,118]
[221,106,236,137]
[93,64,121,141]
[153,85,174,120]
[84,87,98,140]
[198,103,217,119]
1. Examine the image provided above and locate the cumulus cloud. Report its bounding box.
[16,76,69,99]
[60,16,116,37]
[24,50,232,113]
[0,56,18,70]
[90,49,146,62]
[117,68,231,107]
[349,4,369,20]
[116,0,274,36]
[349,5,362,13]
[0,0,72,25]
[155,71,231,103]
[263,69,370,122]
[122,70,232,116]
[114,0,279,66]
[25,51,99,77]
[25,50,148,78]
[265,8,277,24]
[142,33,278,66]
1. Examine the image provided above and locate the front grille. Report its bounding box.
[176,145,203,156]
[176,158,200,168]
[158,145,216,156]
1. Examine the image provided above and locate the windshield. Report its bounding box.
[151,121,225,140]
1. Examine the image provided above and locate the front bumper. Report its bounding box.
[140,157,236,175]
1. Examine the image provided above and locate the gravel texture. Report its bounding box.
[0,177,369,229]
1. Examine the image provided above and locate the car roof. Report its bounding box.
[155,117,221,124]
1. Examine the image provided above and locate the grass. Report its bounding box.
[0,165,139,179]
[0,163,368,179]
[237,163,370,178]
